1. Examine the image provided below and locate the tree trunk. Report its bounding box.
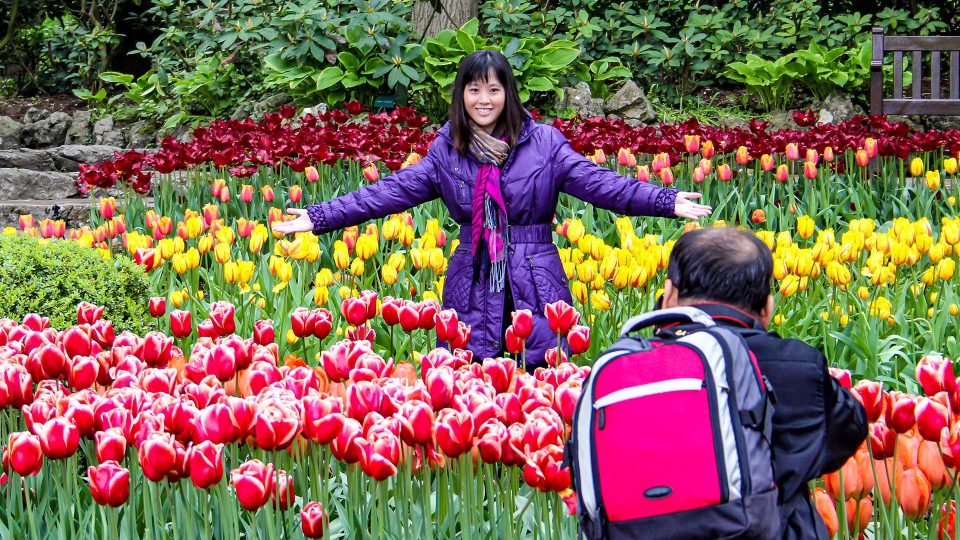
[412,0,478,41]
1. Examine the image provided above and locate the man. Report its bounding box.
[657,227,867,540]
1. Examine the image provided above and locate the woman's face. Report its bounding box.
[463,70,505,133]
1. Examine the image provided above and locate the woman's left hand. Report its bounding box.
[673,192,713,219]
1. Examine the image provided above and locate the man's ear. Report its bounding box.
[662,279,680,308]
[758,294,774,329]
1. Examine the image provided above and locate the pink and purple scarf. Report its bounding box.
[468,123,511,292]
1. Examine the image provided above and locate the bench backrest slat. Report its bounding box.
[952,51,959,100]
[894,51,904,99]
[932,51,941,100]
[912,51,922,99]
[871,27,960,116]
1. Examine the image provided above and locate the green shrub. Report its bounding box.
[0,236,152,334]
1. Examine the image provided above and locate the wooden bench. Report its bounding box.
[870,27,960,116]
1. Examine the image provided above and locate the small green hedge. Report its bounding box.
[0,235,152,333]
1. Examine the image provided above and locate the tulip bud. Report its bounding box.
[148,297,166,318]
[95,428,127,464]
[289,185,303,204]
[231,459,275,511]
[88,460,130,507]
[567,325,591,354]
[188,441,224,489]
[362,164,380,183]
[169,310,192,339]
[305,166,319,183]
[5,432,43,476]
[896,468,931,520]
[717,163,732,182]
[910,157,924,177]
[301,502,328,538]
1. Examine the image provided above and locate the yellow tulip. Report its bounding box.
[410,248,426,269]
[398,225,414,246]
[943,220,960,245]
[929,242,947,263]
[937,258,956,281]
[333,247,350,270]
[870,297,892,319]
[248,225,268,253]
[214,242,231,264]
[198,234,214,255]
[382,219,400,241]
[591,275,605,291]
[756,231,775,250]
[338,286,352,300]
[419,233,436,251]
[600,254,618,280]
[591,291,611,310]
[382,264,399,284]
[796,215,815,239]
[308,284,327,306]
[172,253,189,275]
[910,157,924,176]
[576,260,598,283]
[567,220,585,244]
[926,170,941,190]
[776,231,793,250]
[563,261,576,280]
[356,234,379,260]
[613,266,630,289]
[951,304,959,317]
[388,253,406,273]
[427,248,446,273]
[571,281,588,303]
[170,290,187,308]
[224,261,239,283]
[350,257,365,277]
[238,261,255,283]
[945,157,958,175]
[780,274,800,297]
[922,267,937,286]
[772,258,788,280]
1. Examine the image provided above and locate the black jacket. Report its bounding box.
[656,303,867,540]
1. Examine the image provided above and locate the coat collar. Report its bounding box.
[685,302,765,330]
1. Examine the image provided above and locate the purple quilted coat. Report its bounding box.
[307,115,678,367]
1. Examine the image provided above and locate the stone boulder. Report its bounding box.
[0,149,55,170]
[768,110,795,132]
[0,168,79,200]
[21,111,72,148]
[252,94,292,119]
[23,107,51,124]
[53,145,123,172]
[817,92,863,124]
[557,82,604,118]
[93,116,126,147]
[65,110,93,145]
[0,116,23,149]
[125,121,155,149]
[603,80,656,125]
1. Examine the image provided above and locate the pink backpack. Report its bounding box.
[565,307,780,539]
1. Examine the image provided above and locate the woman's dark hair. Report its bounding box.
[666,227,774,315]
[449,50,525,154]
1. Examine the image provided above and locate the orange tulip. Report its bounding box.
[855,148,870,167]
[825,449,870,500]
[813,488,838,538]
[684,134,700,154]
[897,433,921,469]
[760,154,775,172]
[874,457,903,506]
[896,467,931,520]
[845,496,873,534]
[918,440,949,490]
[391,362,418,386]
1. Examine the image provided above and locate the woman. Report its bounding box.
[274,50,712,368]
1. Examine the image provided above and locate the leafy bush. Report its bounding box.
[415,19,585,118]
[0,236,152,334]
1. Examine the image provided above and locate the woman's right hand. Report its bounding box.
[271,208,314,235]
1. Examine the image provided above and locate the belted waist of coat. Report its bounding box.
[458,223,554,244]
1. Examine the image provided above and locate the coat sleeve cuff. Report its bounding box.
[654,188,679,218]
[306,204,328,235]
